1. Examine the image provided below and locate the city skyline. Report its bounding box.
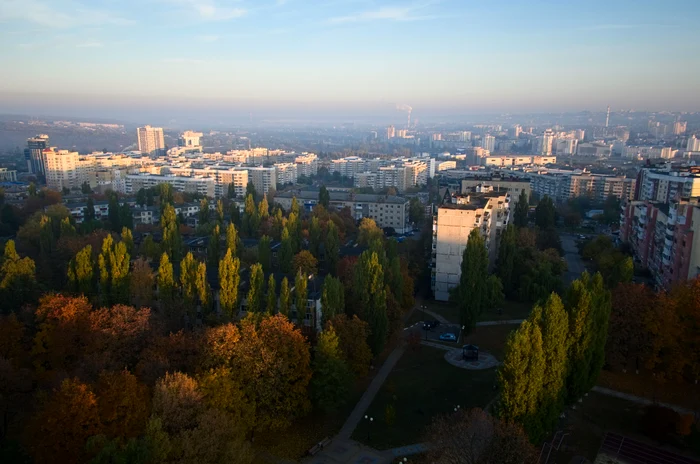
[1,0,700,122]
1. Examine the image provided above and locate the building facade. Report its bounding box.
[137,125,165,155]
[24,135,50,175]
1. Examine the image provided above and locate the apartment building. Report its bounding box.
[526,170,635,202]
[136,126,165,155]
[437,161,457,171]
[276,191,410,233]
[636,166,700,203]
[621,198,700,289]
[275,163,298,186]
[432,190,511,301]
[126,173,215,197]
[0,168,18,182]
[294,153,319,177]
[247,167,277,195]
[330,156,367,178]
[24,135,50,175]
[461,177,531,198]
[482,155,556,167]
[43,149,81,190]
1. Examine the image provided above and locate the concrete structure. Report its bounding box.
[533,129,554,155]
[24,135,50,175]
[274,163,298,186]
[247,166,276,195]
[331,156,367,179]
[43,148,81,191]
[437,161,457,171]
[0,168,18,182]
[136,125,165,155]
[527,170,635,203]
[432,191,510,300]
[178,130,203,149]
[637,166,700,203]
[276,191,410,234]
[577,142,612,157]
[461,177,531,198]
[126,173,215,197]
[621,198,700,289]
[556,138,578,155]
[482,155,556,167]
[687,135,700,152]
[673,121,687,135]
[481,134,496,152]
[294,153,319,177]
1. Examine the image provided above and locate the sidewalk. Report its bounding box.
[591,386,697,416]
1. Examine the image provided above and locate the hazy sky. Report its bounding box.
[1,0,700,121]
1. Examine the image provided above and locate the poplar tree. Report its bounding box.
[180,252,199,314]
[266,274,277,315]
[207,224,221,271]
[247,263,265,313]
[258,195,269,220]
[242,194,259,237]
[98,234,130,305]
[513,189,529,228]
[355,251,388,355]
[496,224,517,297]
[199,198,210,225]
[215,199,225,225]
[157,252,174,306]
[295,269,308,322]
[226,222,239,256]
[321,276,344,323]
[287,212,301,253]
[121,227,134,254]
[309,217,321,258]
[325,221,340,274]
[85,197,96,222]
[258,235,272,272]
[68,245,94,296]
[310,324,352,412]
[454,229,489,332]
[218,248,240,318]
[161,204,182,262]
[279,277,291,317]
[319,186,330,209]
[60,217,76,237]
[564,274,594,404]
[291,196,300,216]
[0,240,37,313]
[195,261,210,314]
[586,272,611,391]
[279,227,293,274]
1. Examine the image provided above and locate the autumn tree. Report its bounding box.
[279,277,291,317]
[121,227,134,254]
[206,224,220,271]
[225,222,240,256]
[453,229,489,332]
[321,276,344,323]
[295,269,308,321]
[242,263,263,315]
[28,378,102,463]
[130,257,154,308]
[219,248,240,319]
[330,315,373,377]
[279,226,293,273]
[68,244,94,296]
[310,324,352,412]
[425,408,537,464]
[325,220,340,273]
[242,194,259,237]
[496,224,517,297]
[87,304,152,372]
[161,204,182,262]
[157,252,175,308]
[258,235,272,272]
[358,218,383,246]
[354,251,388,355]
[513,189,529,228]
[293,250,318,276]
[95,370,150,439]
[606,283,654,372]
[0,240,37,313]
[266,274,277,314]
[258,194,269,220]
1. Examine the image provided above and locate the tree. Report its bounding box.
[219,249,241,319]
[325,221,340,274]
[266,274,277,314]
[215,199,225,225]
[310,324,352,412]
[60,216,76,237]
[161,204,182,262]
[199,198,210,225]
[245,182,257,201]
[258,194,269,220]
[513,189,529,228]
[279,226,293,273]
[319,185,330,208]
[225,222,239,256]
[130,257,154,308]
[207,224,221,271]
[564,274,594,403]
[586,272,611,391]
[321,276,344,323]
[108,192,121,231]
[292,250,318,276]
[81,181,92,194]
[121,227,134,254]
[409,197,425,224]
[68,244,94,296]
[358,218,383,246]
[119,203,133,231]
[496,225,517,297]
[159,183,174,206]
[535,195,556,229]
[425,408,537,464]
[140,234,161,262]
[291,196,300,216]
[355,251,388,355]
[497,319,545,440]
[157,252,175,308]
[247,263,265,313]
[330,315,372,377]
[95,370,150,440]
[98,235,131,306]
[279,277,291,317]
[309,216,321,258]
[152,372,203,434]
[287,211,301,252]
[180,253,199,316]
[88,304,152,372]
[28,378,102,463]
[195,262,211,315]
[295,269,308,321]
[258,235,272,272]
[485,275,505,312]
[242,194,259,237]
[453,229,489,332]
[606,283,654,372]
[136,188,147,206]
[227,182,237,199]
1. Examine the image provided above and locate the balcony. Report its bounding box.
[662,255,671,266]
[665,236,673,247]
[638,215,647,225]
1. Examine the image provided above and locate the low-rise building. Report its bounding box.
[126,173,216,197]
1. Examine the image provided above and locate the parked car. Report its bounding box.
[439,332,457,342]
[422,320,440,330]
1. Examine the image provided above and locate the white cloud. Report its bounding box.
[166,0,247,21]
[327,3,436,24]
[0,0,134,28]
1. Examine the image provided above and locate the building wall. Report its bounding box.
[461,179,531,198]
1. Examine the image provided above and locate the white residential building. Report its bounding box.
[275,163,298,186]
[126,173,215,197]
[136,126,165,155]
[687,135,700,152]
[248,167,277,194]
[44,148,80,191]
[437,161,457,171]
[481,134,496,152]
[331,156,367,178]
[295,153,319,177]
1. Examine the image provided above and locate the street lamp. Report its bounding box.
[453,404,461,413]
[364,415,374,443]
[459,325,465,344]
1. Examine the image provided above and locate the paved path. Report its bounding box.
[385,443,430,458]
[420,308,450,325]
[591,386,697,416]
[561,234,587,284]
[420,340,454,351]
[476,319,524,326]
[337,345,406,440]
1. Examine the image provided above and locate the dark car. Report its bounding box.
[439,332,457,342]
[422,320,440,330]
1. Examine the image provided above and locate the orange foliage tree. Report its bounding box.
[95,370,150,440]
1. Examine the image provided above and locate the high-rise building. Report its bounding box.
[24,135,50,175]
[687,135,700,152]
[556,138,578,155]
[178,131,203,149]
[386,125,396,139]
[673,121,687,135]
[43,148,80,191]
[247,167,277,194]
[137,125,165,155]
[294,153,319,177]
[574,129,585,141]
[508,125,522,139]
[481,134,496,152]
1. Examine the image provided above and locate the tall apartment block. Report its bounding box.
[25,135,50,175]
[137,125,165,155]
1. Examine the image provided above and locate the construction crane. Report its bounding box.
[396,104,412,129]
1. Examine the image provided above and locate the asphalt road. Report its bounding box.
[405,320,462,344]
[561,233,587,284]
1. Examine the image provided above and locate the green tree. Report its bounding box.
[227,183,237,199]
[497,224,517,297]
[81,181,92,194]
[586,273,611,392]
[0,240,37,313]
[216,199,225,225]
[564,274,594,403]
[68,245,94,296]
[230,202,241,227]
[158,183,173,206]
[279,227,293,273]
[136,188,147,207]
[409,197,425,224]
[119,203,133,231]
[219,248,241,318]
[309,217,321,258]
[85,197,96,222]
[199,198,210,225]
[498,319,546,440]
[207,224,221,271]
[39,214,55,258]
[98,235,130,305]
[295,269,308,322]
[121,227,134,254]
[108,192,121,231]
[266,274,277,315]
[453,229,489,332]
[226,222,239,256]
[319,186,330,209]
[325,221,340,274]
[157,252,175,307]
[357,218,383,246]
[485,275,505,312]
[246,182,257,201]
[535,195,556,229]
[247,263,265,314]
[287,212,301,252]
[195,261,211,315]
[140,234,161,262]
[258,235,272,272]
[310,324,352,412]
[513,190,529,228]
[60,217,76,237]
[161,204,182,262]
[242,194,259,237]
[355,251,388,355]
[258,194,269,220]
[180,252,199,316]
[279,277,291,317]
[321,276,344,323]
[291,196,300,216]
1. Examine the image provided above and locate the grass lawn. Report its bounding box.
[404,309,425,327]
[422,299,532,325]
[598,370,700,412]
[351,346,498,450]
[463,324,518,361]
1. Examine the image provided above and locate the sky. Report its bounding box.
[1,0,700,123]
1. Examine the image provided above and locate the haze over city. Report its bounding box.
[2,0,700,124]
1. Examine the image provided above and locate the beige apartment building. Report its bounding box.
[432,190,510,301]
[136,125,165,155]
[461,178,531,199]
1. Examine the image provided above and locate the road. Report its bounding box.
[561,233,587,284]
